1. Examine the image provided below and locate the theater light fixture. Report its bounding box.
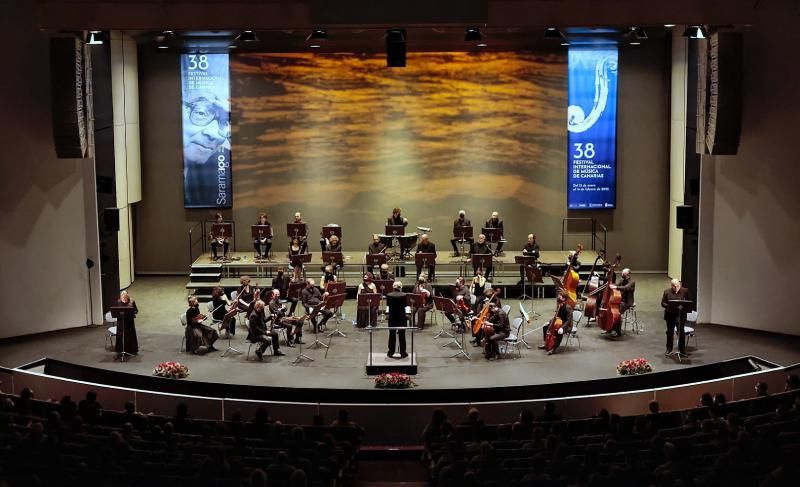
[86,31,106,45]
[156,30,174,49]
[306,28,327,48]
[544,27,564,39]
[683,25,708,39]
[627,26,648,40]
[385,29,406,67]
[236,30,259,42]
[464,27,482,42]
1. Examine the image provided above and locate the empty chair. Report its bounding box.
[500,317,524,358]
[105,311,117,350]
[684,311,698,348]
[563,310,582,350]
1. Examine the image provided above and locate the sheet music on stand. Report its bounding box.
[322,251,344,267]
[251,225,272,239]
[290,253,312,267]
[482,227,503,244]
[325,281,346,296]
[109,306,135,362]
[366,253,387,269]
[321,225,342,240]
[324,293,348,341]
[372,279,395,296]
[415,252,436,270]
[666,298,693,362]
[406,293,424,328]
[357,293,381,330]
[385,225,405,236]
[432,296,470,359]
[471,253,492,272]
[287,223,307,239]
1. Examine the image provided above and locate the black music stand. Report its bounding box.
[667,299,693,362]
[287,223,307,240]
[211,223,233,260]
[482,227,503,248]
[324,293,348,341]
[515,255,538,299]
[415,252,436,281]
[288,314,315,365]
[290,253,312,275]
[373,279,394,296]
[471,253,492,277]
[251,225,272,261]
[406,293,424,329]
[385,224,405,236]
[453,225,473,258]
[326,281,346,296]
[432,296,455,340]
[110,306,135,362]
[358,293,381,330]
[434,297,470,359]
[525,265,544,317]
[321,225,342,240]
[322,251,344,270]
[365,252,387,273]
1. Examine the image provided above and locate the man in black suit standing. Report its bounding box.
[661,278,692,356]
[386,281,408,359]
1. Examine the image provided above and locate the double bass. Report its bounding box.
[596,255,623,332]
[562,244,583,307]
[582,252,606,320]
[544,297,566,352]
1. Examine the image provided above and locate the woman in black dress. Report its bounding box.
[115,291,139,356]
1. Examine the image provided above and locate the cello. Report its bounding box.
[471,288,500,336]
[544,295,566,352]
[596,255,623,332]
[561,244,583,307]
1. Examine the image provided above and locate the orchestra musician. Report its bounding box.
[290,212,307,241]
[247,300,284,360]
[471,288,502,346]
[445,277,472,329]
[356,272,378,328]
[301,278,333,333]
[450,210,473,256]
[319,224,341,252]
[415,234,437,281]
[471,234,494,280]
[185,295,220,354]
[386,281,409,359]
[518,234,540,285]
[601,268,635,338]
[321,265,338,286]
[236,276,260,314]
[268,289,304,346]
[271,267,289,302]
[367,234,388,274]
[210,286,234,337]
[412,276,433,330]
[288,236,308,271]
[470,268,486,311]
[538,293,574,355]
[210,212,230,261]
[114,291,139,356]
[286,266,304,316]
[484,302,510,360]
[661,279,692,357]
[485,211,504,256]
[387,207,410,255]
[377,263,395,281]
[253,212,273,260]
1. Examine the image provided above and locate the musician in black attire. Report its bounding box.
[518,234,540,285]
[601,268,635,338]
[661,279,692,356]
[301,279,333,333]
[377,264,395,281]
[210,212,230,260]
[386,281,409,358]
[367,234,387,274]
[471,234,494,280]
[387,207,410,255]
[185,296,219,354]
[412,276,434,330]
[539,294,574,355]
[450,210,473,256]
[268,289,303,345]
[445,277,472,328]
[485,303,510,360]
[288,236,308,272]
[415,234,437,281]
[485,211,504,256]
[248,301,283,360]
[271,268,289,301]
[210,286,233,336]
[114,291,139,356]
[253,212,273,259]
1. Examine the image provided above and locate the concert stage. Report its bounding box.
[2,275,799,398]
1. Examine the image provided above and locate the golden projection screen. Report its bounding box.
[230,51,567,247]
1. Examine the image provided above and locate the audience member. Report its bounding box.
[535,401,563,422]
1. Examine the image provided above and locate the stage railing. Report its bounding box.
[4,358,792,445]
[187,221,205,267]
[561,218,606,253]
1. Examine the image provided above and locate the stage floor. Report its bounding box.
[2,275,799,391]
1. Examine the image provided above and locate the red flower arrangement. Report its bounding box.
[617,357,653,376]
[374,372,415,389]
[153,361,190,379]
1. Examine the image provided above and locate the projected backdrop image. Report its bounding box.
[229,51,567,246]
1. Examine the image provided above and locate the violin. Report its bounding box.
[597,255,623,332]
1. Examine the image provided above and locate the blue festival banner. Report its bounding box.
[181,54,232,208]
[567,48,618,209]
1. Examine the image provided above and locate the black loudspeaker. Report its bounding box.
[104,208,120,232]
[386,29,406,67]
[676,205,694,230]
[50,37,88,158]
[704,32,743,155]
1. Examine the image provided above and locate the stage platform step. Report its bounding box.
[189,272,222,282]
[366,352,418,375]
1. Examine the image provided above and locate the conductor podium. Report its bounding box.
[365,325,419,375]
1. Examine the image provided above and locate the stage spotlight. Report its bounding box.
[385,29,406,67]
[236,30,259,42]
[664,24,677,28]
[86,31,106,45]
[627,26,648,40]
[156,30,174,49]
[544,26,564,38]
[465,27,482,42]
[306,28,327,49]
[683,25,708,39]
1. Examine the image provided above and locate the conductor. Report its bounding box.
[386,281,408,359]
